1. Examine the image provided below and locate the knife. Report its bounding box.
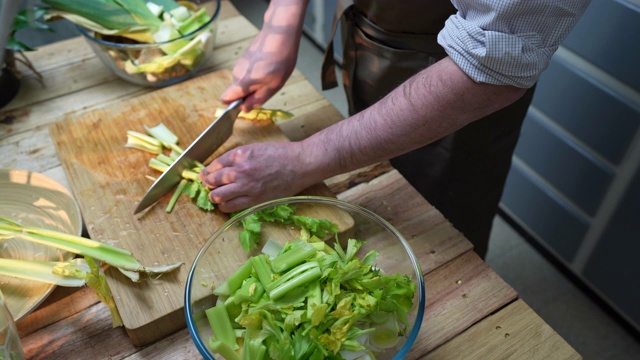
[133,99,243,214]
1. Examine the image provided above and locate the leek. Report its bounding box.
[0,217,182,282]
[0,257,125,327]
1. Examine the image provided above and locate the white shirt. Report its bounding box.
[438,0,591,88]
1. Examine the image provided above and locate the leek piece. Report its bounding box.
[170,6,190,22]
[0,258,86,287]
[146,2,164,17]
[0,217,182,282]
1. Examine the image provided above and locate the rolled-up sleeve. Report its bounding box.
[437,0,591,88]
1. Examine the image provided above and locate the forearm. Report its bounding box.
[222,0,310,109]
[301,57,528,179]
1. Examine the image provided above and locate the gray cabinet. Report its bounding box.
[501,0,640,332]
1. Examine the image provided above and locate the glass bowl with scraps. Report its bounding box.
[185,196,425,360]
[64,0,221,87]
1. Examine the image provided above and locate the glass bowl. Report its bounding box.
[185,196,425,360]
[77,0,221,87]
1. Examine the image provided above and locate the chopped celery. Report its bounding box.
[269,240,317,273]
[166,178,187,213]
[202,220,416,359]
[205,304,237,349]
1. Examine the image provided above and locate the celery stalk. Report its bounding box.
[166,178,188,213]
[249,255,273,291]
[205,305,237,349]
[269,241,317,273]
[269,266,322,301]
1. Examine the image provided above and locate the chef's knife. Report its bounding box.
[133,99,243,214]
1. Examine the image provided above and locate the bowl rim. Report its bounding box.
[184,195,426,360]
[76,0,221,48]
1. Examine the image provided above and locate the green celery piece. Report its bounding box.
[155,153,174,166]
[196,186,214,211]
[166,178,188,213]
[208,339,240,360]
[205,304,237,349]
[269,240,317,273]
[306,280,322,321]
[149,158,168,173]
[267,261,319,292]
[233,277,264,304]
[126,130,163,154]
[292,215,339,240]
[242,336,266,360]
[249,255,273,291]
[213,260,252,296]
[269,266,321,301]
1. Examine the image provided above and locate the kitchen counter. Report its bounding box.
[0,1,581,359]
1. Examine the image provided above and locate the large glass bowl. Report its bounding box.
[78,0,221,87]
[185,196,425,360]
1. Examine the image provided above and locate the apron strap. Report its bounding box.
[320,0,354,90]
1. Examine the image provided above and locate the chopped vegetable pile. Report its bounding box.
[203,205,416,359]
[41,0,215,83]
[127,108,295,213]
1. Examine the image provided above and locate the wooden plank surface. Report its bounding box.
[4,1,582,359]
[48,67,343,346]
[424,299,582,360]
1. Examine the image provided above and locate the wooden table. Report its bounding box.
[0,2,580,359]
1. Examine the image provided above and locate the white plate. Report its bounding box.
[0,169,83,321]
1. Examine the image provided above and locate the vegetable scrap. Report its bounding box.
[0,217,182,327]
[127,108,294,213]
[41,0,215,82]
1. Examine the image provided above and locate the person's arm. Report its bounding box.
[201,56,527,212]
[220,0,310,112]
[298,56,527,184]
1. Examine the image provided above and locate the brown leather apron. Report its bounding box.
[321,0,536,258]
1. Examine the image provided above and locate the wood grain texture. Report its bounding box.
[49,68,338,346]
[406,251,518,358]
[424,299,582,360]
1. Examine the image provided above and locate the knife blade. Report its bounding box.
[133,99,243,214]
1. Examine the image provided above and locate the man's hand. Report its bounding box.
[199,141,317,213]
[220,0,310,112]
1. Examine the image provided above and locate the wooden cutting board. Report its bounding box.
[50,69,343,346]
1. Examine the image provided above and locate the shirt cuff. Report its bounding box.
[437,15,556,88]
